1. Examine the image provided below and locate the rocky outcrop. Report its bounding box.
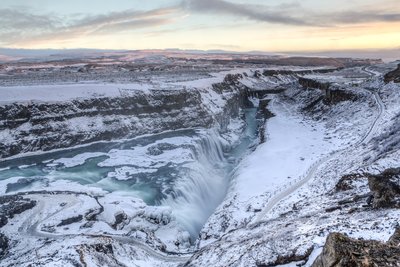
[257,99,275,143]
[263,68,340,77]
[112,212,128,230]
[76,243,119,267]
[299,77,356,105]
[0,195,36,259]
[312,231,400,267]
[0,195,36,228]
[0,233,8,259]
[57,215,83,227]
[336,168,400,208]
[223,73,244,84]
[326,89,357,104]
[384,64,400,83]
[388,228,400,246]
[299,77,330,91]
[366,168,400,208]
[257,247,313,267]
[211,78,246,130]
[336,173,364,191]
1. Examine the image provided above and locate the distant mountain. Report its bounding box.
[284,48,400,62]
[0,48,124,63]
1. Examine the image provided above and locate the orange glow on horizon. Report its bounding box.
[5,21,400,53]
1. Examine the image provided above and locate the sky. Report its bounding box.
[0,0,399,53]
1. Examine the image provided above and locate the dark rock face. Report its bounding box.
[336,173,364,192]
[257,99,275,143]
[264,69,299,76]
[0,194,36,258]
[336,168,400,208]
[263,68,340,77]
[0,195,36,228]
[367,168,400,208]
[211,79,249,131]
[257,247,313,267]
[112,212,128,230]
[76,243,119,267]
[0,215,7,228]
[0,89,212,158]
[325,89,357,104]
[384,64,400,83]
[224,73,244,85]
[388,228,400,247]
[57,215,83,227]
[298,78,356,105]
[312,232,400,267]
[299,77,330,91]
[0,233,8,259]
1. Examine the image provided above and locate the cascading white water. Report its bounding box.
[160,108,259,239]
[160,130,229,238]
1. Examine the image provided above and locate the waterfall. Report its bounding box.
[0,106,259,243]
[160,108,258,240]
[160,129,229,239]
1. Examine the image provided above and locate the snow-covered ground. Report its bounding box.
[0,83,152,104]
[0,67,293,105]
[1,60,400,266]
[199,94,350,243]
[187,64,400,266]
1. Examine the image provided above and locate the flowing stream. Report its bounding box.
[0,108,258,238]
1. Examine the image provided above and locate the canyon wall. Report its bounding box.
[0,85,242,159]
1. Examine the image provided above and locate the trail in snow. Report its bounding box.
[361,91,384,144]
[252,80,384,224]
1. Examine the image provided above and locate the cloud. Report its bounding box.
[181,0,400,27]
[1,1,400,48]
[0,8,61,42]
[181,0,310,26]
[0,7,181,46]
[322,11,400,25]
[90,18,174,34]
[70,7,179,31]
[0,8,61,31]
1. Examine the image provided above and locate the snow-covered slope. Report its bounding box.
[186,65,400,266]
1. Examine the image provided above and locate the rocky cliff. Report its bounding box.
[384,64,400,83]
[0,85,242,159]
[312,231,400,267]
[367,168,400,209]
[0,66,304,159]
[298,77,331,91]
[298,77,356,105]
[263,68,340,77]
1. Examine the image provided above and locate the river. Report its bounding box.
[0,108,259,239]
